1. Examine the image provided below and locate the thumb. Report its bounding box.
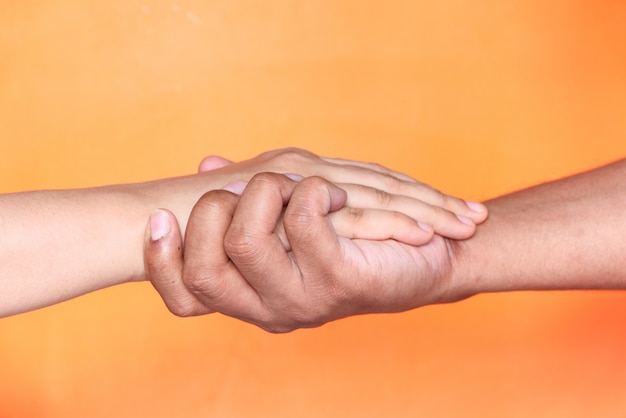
[144,209,213,317]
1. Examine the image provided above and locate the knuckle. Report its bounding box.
[282,178,329,227]
[379,172,403,194]
[283,205,319,237]
[181,272,211,294]
[163,294,211,318]
[277,147,311,160]
[260,322,297,334]
[250,171,282,184]
[224,227,264,261]
[246,172,286,194]
[429,187,447,207]
[252,310,298,334]
[256,298,330,333]
[193,190,236,217]
[422,204,445,223]
[269,148,316,170]
[344,207,365,225]
[372,187,393,208]
[296,175,330,196]
[290,312,328,331]
[300,175,329,192]
[168,304,199,318]
[370,161,390,173]
[182,269,226,301]
[259,314,324,334]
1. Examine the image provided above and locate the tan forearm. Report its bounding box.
[453,159,626,295]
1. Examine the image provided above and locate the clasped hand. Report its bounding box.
[144,149,487,332]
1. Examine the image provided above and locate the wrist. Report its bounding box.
[133,172,232,282]
[445,238,482,303]
[445,212,503,302]
[138,172,227,236]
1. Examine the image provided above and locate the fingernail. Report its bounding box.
[150,209,171,241]
[456,214,473,225]
[284,173,303,182]
[222,180,247,195]
[465,200,486,212]
[418,221,432,232]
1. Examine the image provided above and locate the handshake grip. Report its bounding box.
[145,169,485,333]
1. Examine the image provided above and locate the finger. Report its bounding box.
[304,162,485,222]
[217,148,486,224]
[337,183,478,240]
[181,190,265,319]
[321,156,418,182]
[224,173,308,303]
[281,177,353,316]
[215,148,486,224]
[319,157,487,224]
[328,208,434,246]
[235,148,445,205]
[198,155,234,173]
[144,209,212,317]
[275,206,433,250]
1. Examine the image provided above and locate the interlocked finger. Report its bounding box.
[181,190,264,319]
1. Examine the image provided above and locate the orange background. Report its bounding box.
[1,1,626,416]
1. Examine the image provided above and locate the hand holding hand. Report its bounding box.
[145,172,472,332]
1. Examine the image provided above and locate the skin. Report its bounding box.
[0,148,486,317]
[452,157,626,294]
[144,158,626,333]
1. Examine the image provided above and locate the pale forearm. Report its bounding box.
[0,188,141,315]
[0,175,220,317]
[453,159,626,296]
